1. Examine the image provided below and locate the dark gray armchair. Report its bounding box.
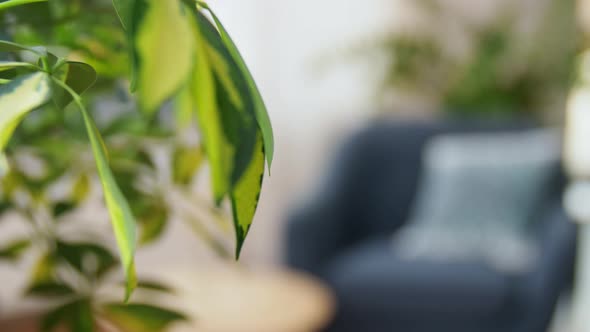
[285,119,577,332]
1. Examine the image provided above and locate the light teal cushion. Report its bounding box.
[392,129,560,272]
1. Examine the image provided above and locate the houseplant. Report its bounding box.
[0,0,274,330]
[370,0,578,119]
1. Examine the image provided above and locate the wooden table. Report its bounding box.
[163,266,335,332]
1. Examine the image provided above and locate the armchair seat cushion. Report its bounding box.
[324,238,520,324]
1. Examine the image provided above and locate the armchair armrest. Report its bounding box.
[285,119,495,275]
[529,204,577,290]
[284,127,382,276]
[518,203,577,332]
[285,202,351,276]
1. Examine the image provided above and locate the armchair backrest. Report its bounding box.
[330,118,560,242]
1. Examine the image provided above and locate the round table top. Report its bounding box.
[163,266,335,332]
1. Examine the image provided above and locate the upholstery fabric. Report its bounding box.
[285,119,576,332]
[392,129,561,272]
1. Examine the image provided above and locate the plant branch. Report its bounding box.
[0,0,47,12]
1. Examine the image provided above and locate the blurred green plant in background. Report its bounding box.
[0,0,274,330]
[376,0,580,119]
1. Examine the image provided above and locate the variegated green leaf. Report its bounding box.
[134,0,194,113]
[0,61,38,72]
[198,2,274,169]
[231,134,265,258]
[52,78,137,301]
[0,72,51,153]
[196,11,258,186]
[79,107,137,301]
[191,13,232,203]
[193,10,262,257]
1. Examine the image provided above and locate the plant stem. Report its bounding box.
[0,0,47,12]
[51,77,83,108]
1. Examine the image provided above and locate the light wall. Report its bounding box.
[205,0,397,264]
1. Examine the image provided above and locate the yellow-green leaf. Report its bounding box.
[72,173,90,203]
[193,10,261,256]
[205,45,243,110]
[172,145,203,185]
[52,75,137,300]
[191,14,233,203]
[199,3,274,169]
[134,0,194,113]
[231,134,265,258]
[31,253,57,283]
[137,202,168,245]
[174,83,194,130]
[79,106,137,301]
[0,61,37,72]
[102,303,187,332]
[0,72,51,153]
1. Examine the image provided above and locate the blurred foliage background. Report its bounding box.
[368,0,580,120]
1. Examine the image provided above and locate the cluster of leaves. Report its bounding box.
[0,96,227,329]
[1,228,186,331]
[1,0,129,80]
[375,0,579,117]
[0,0,274,327]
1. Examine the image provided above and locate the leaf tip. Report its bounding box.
[123,262,138,303]
[233,224,252,260]
[234,238,244,260]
